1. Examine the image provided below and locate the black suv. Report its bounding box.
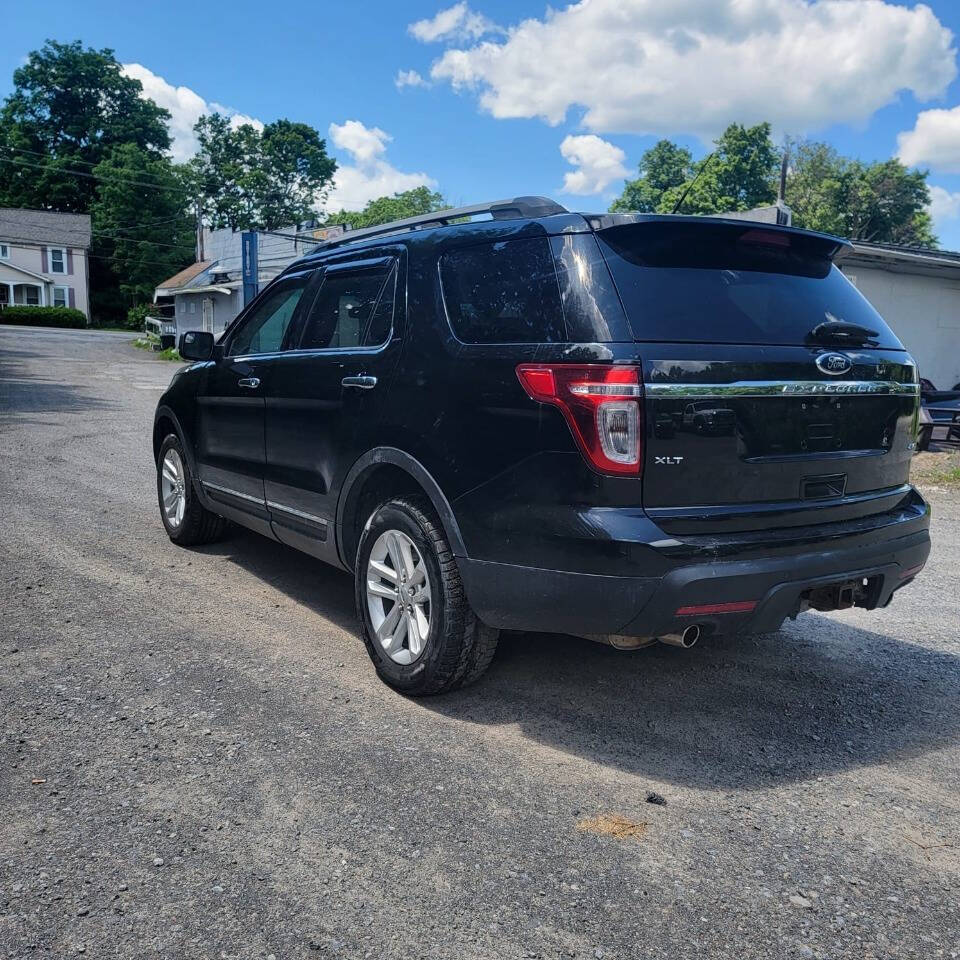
[153,196,930,695]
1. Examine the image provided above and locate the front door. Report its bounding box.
[264,250,405,561]
[194,271,315,531]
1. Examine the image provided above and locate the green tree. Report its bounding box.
[610,140,693,213]
[190,114,336,230]
[663,122,779,214]
[785,138,936,246]
[610,123,778,215]
[90,144,195,314]
[0,40,171,212]
[324,186,449,230]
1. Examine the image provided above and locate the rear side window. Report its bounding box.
[298,261,395,350]
[598,222,903,348]
[441,237,565,343]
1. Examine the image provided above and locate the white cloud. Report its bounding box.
[122,64,263,162]
[324,120,437,212]
[395,69,427,90]
[409,2,501,43]
[559,134,628,194]
[426,0,956,139]
[928,185,960,227]
[897,105,960,172]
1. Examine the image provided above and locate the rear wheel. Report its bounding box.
[156,434,226,546]
[355,497,498,695]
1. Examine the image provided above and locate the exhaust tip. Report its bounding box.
[659,624,701,649]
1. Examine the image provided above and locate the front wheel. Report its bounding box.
[156,434,226,546]
[355,497,498,695]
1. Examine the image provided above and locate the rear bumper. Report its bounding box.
[458,493,931,638]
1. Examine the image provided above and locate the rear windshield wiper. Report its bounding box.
[807,320,879,346]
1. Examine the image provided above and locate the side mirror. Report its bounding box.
[178,330,215,361]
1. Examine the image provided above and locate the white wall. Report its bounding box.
[174,289,240,340]
[841,266,960,390]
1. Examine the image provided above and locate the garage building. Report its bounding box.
[836,242,960,390]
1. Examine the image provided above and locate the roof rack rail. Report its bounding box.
[307,196,568,251]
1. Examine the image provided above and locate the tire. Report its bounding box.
[156,433,227,546]
[354,497,499,695]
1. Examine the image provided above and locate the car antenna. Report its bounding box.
[671,150,716,215]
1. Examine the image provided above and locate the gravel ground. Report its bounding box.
[1,324,958,960]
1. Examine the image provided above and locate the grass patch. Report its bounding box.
[133,336,181,362]
[910,451,960,491]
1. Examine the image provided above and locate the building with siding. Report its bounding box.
[154,224,343,340]
[837,242,960,391]
[0,208,92,318]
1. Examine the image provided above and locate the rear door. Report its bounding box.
[596,220,919,533]
[263,249,404,561]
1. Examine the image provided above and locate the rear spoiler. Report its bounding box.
[583,213,851,262]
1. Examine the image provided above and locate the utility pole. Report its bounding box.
[195,202,205,262]
[776,150,792,226]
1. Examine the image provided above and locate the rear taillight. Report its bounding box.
[516,364,643,476]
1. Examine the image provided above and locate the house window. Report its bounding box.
[49,247,66,274]
[179,300,185,314]
[189,300,197,314]
[25,287,40,306]
[0,244,8,260]
[53,286,68,308]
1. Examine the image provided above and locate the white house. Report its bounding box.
[0,208,92,318]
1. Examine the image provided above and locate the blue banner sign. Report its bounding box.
[242,232,259,306]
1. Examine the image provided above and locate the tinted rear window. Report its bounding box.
[440,237,565,343]
[598,222,902,348]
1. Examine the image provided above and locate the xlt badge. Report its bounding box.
[655,456,685,465]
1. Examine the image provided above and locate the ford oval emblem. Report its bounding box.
[816,352,852,376]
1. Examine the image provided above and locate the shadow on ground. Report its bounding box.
[200,527,960,791]
[0,344,112,418]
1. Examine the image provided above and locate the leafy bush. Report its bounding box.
[125,303,154,331]
[0,306,87,329]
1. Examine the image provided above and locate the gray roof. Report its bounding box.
[0,208,92,249]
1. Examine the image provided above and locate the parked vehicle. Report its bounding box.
[681,401,736,435]
[919,376,960,405]
[153,197,931,695]
[918,397,960,451]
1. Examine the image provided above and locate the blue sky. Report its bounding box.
[7,1,960,247]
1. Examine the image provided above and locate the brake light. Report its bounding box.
[516,364,643,476]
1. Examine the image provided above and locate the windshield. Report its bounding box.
[597,221,903,348]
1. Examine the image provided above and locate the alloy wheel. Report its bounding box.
[160,448,186,529]
[366,529,432,665]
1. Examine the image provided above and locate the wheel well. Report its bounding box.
[340,464,426,570]
[153,416,178,462]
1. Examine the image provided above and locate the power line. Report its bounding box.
[0,233,190,271]
[2,144,181,187]
[0,221,194,251]
[0,155,187,194]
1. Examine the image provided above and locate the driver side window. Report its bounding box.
[226,275,310,357]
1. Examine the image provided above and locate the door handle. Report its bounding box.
[237,377,261,389]
[342,375,377,390]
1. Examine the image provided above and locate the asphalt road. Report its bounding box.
[1,324,959,960]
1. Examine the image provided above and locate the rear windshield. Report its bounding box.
[597,222,903,348]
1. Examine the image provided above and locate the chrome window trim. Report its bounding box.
[643,380,919,398]
[201,480,264,505]
[265,500,329,526]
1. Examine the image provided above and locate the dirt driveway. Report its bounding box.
[1,325,958,959]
